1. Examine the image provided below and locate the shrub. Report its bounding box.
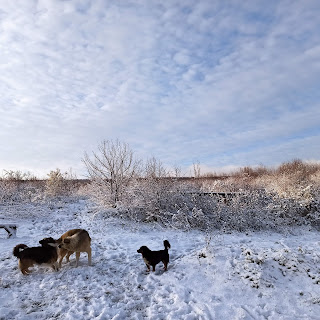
[45,168,79,198]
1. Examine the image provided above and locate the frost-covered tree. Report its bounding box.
[83,139,141,206]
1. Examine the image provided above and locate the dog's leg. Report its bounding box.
[65,251,74,263]
[75,252,80,267]
[20,264,31,275]
[145,264,151,272]
[87,248,92,266]
[52,261,59,271]
[163,261,168,271]
[152,265,156,272]
[19,261,31,275]
[21,269,30,275]
[58,248,68,268]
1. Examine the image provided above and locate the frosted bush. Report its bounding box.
[45,168,79,199]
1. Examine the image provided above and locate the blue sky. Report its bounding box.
[0,0,320,177]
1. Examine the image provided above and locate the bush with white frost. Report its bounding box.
[2,156,320,232]
[80,157,320,232]
[0,170,44,204]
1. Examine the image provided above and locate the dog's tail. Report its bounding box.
[164,240,171,250]
[13,244,28,258]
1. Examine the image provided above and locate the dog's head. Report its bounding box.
[39,237,58,247]
[137,246,150,255]
[57,237,71,249]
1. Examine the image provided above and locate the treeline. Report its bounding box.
[1,158,320,203]
[2,158,319,182]
[1,140,320,232]
[1,157,320,204]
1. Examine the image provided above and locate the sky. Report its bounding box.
[0,0,320,178]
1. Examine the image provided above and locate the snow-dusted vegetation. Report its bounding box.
[80,142,320,232]
[1,158,320,319]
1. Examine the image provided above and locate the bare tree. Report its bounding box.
[145,156,168,178]
[193,161,201,178]
[83,139,141,206]
[172,164,182,178]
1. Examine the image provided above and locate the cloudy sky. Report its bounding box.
[0,0,320,177]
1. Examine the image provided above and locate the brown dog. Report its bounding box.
[137,240,171,272]
[56,229,92,267]
[13,237,59,275]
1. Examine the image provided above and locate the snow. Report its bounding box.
[0,200,320,319]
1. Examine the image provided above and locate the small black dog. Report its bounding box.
[13,237,59,275]
[137,240,171,272]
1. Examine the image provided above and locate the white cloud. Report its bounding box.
[0,0,319,176]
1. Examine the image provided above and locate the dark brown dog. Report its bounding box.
[13,237,59,275]
[137,240,171,272]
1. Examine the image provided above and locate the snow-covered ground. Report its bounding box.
[0,200,320,319]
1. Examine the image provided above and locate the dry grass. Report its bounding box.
[200,159,320,201]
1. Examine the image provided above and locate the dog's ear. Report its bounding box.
[64,238,71,244]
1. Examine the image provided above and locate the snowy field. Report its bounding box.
[0,200,320,320]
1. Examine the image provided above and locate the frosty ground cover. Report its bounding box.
[0,200,319,319]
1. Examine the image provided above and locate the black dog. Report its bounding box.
[137,240,171,272]
[13,237,59,275]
